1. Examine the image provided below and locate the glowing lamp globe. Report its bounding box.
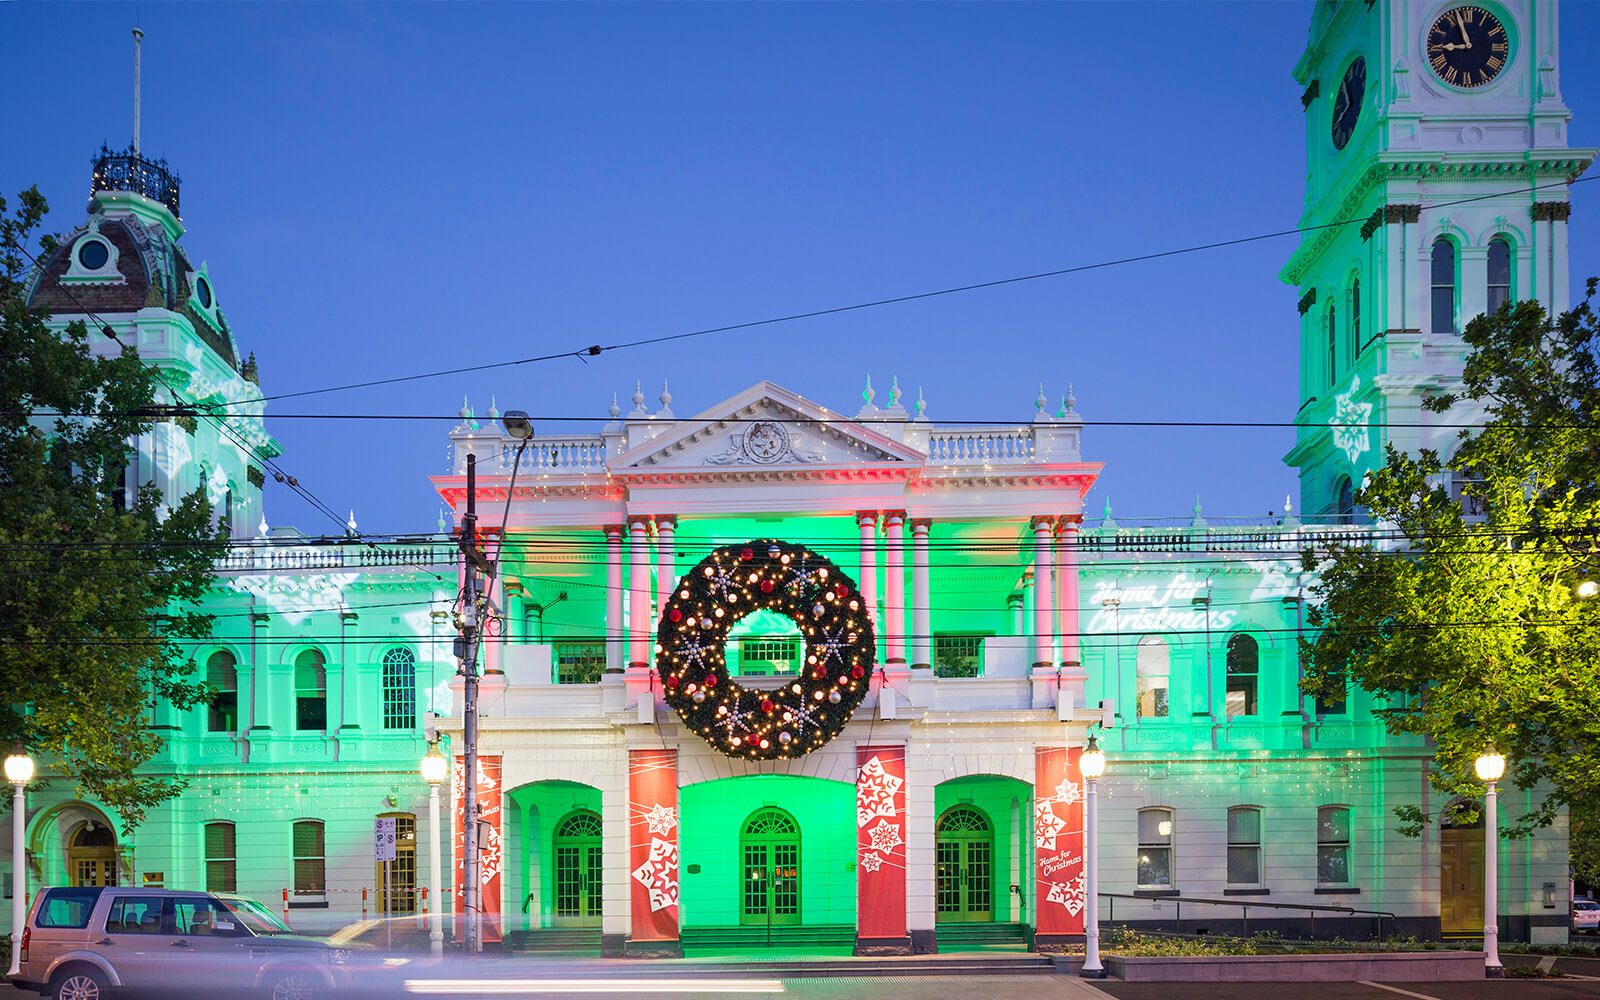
[420,745,448,786]
[1578,580,1599,600]
[3,748,34,786]
[1475,748,1506,783]
[1080,735,1106,780]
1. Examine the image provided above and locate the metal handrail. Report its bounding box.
[1099,891,1399,940]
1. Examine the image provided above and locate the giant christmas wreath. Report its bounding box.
[657,539,875,760]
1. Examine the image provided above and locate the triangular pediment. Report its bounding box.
[613,381,925,471]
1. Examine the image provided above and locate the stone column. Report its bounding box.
[910,519,932,670]
[628,517,652,669]
[904,745,936,953]
[1057,516,1085,692]
[856,512,879,630]
[604,525,624,674]
[655,516,677,610]
[338,613,361,729]
[883,512,906,666]
[1031,517,1055,669]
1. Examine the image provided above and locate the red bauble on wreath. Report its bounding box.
[656,539,876,760]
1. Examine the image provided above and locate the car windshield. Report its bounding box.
[1577,900,1599,910]
[218,896,294,935]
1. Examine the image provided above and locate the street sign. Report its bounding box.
[374,817,397,861]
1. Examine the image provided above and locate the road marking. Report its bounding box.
[1538,955,1559,973]
[1357,982,1443,1000]
[1054,978,1118,999]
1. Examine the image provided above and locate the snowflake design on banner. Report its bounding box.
[1046,870,1088,916]
[643,803,678,837]
[1052,777,1082,809]
[1034,799,1067,851]
[859,851,884,874]
[866,818,904,855]
[1332,375,1373,462]
[631,838,679,912]
[856,755,904,826]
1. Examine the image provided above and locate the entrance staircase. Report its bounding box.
[937,921,1028,951]
[681,923,857,953]
[505,927,602,955]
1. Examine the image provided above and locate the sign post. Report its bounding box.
[375,818,397,948]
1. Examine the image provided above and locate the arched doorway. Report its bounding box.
[1440,803,1486,935]
[936,806,994,923]
[67,822,117,887]
[740,808,800,926]
[552,810,602,927]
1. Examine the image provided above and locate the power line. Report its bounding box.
[217,174,1595,405]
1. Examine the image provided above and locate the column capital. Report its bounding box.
[1030,515,1056,532]
[856,511,880,526]
[603,523,624,537]
[654,514,678,530]
[909,517,933,532]
[1056,514,1084,531]
[626,515,651,530]
[883,510,907,525]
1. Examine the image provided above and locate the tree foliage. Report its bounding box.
[1302,285,1600,849]
[0,188,221,829]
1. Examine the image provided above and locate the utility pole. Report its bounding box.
[456,453,494,954]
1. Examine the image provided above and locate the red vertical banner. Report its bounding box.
[855,745,908,947]
[1033,745,1086,946]
[452,754,504,943]
[628,748,680,943]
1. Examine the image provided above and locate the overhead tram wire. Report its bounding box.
[212,174,1598,407]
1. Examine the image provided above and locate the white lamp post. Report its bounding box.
[1079,734,1106,979]
[420,742,449,958]
[1474,748,1506,978]
[5,746,34,978]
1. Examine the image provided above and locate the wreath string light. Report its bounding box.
[656,539,876,760]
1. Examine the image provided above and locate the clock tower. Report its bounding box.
[1281,0,1593,520]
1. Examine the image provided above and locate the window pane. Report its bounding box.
[1488,239,1511,287]
[1136,638,1170,718]
[382,647,418,730]
[1317,845,1350,884]
[106,896,166,935]
[1225,678,1257,718]
[1138,809,1172,844]
[1431,240,1455,283]
[204,822,235,858]
[206,860,237,894]
[293,821,324,857]
[294,859,326,894]
[1137,847,1172,886]
[1318,807,1351,843]
[1227,808,1261,844]
[1227,846,1261,885]
[554,640,606,684]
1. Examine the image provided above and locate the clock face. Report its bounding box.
[1331,57,1366,151]
[1426,6,1509,88]
[743,421,788,463]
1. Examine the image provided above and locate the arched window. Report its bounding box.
[936,806,994,921]
[205,650,238,733]
[292,819,326,898]
[204,821,236,892]
[1227,807,1262,886]
[294,650,327,731]
[1317,805,1353,885]
[1431,239,1457,333]
[1137,808,1175,887]
[381,647,417,730]
[1334,477,1356,525]
[220,486,233,536]
[1327,304,1338,383]
[741,808,800,925]
[1487,237,1512,313]
[1135,636,1170,719]
[1350,278,1362,358]
[1225,634,1259,718]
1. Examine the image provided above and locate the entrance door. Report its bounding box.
[553,811,602,927]
[1441,819,1486,934]
[67,822,118,887]
[740,808,800,926]
[935,806,994,923]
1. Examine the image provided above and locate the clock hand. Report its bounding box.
[1456,11,1471,48]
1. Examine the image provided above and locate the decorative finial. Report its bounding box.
[608,392,621,420]
[1035,383,1047,413]
[1194,495,1203,517]
[889,376,902,408]
[1191,495,1208,529]
[1056,396,1068,419]
[659,380,672,408]
[459,395,470,421]
[436,506,448,534]
[914,386,926,418]
[347,510,359,536]
[863,375,876,407]
[132,27,143,155]
[1285,494,1293,515]
[487,395,500,420]
[1066,383,1077,413]
[1101,498,1117,531]
[632,380,645,408]
[258,513,270,538]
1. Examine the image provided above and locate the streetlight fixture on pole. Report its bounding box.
[420,740,448,958]
[5,745,34,978]
[1079,734,1106,980]
[1475,747,1506,979]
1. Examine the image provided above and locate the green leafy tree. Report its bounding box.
[1303,285,1600,850]
[0,188,221,829]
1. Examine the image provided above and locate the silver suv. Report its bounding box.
[10,886,349,999]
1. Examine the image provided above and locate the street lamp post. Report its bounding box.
[1079,734,1106,979]
[420,741,449,958]
[1475,748,1506,978]
[5,746,34,978]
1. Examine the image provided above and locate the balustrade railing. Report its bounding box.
[1075,523,1389,555]
[216,541,454,573]
[526,435,609,472]
[92,146,181,217]
[926,427,1035,465]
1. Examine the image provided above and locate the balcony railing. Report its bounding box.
[217,540,455,573]
[926,426,1035,465]
[91,145,181,218]
[526,435,609,472]
[1077,523,1387,555]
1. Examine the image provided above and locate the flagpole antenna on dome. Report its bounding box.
[132,26,144,154]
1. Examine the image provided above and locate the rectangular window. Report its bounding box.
[1487,239,1512,314]
[204,822,237,893]
[1135,637,1170,719]
[739,638,801,677]
[1317,806,1352,884]
[1316,686,1348,716]
[206,652,238,733]
[104,895,166,935]
[171,895,237,936]
[1431,240,1457,334]
[554,640,606,685]
[292,820,326,897]
[1137,809,1174,887]
[933,634,985,678]
[1227,807,1262,885]
[295,652,327,731]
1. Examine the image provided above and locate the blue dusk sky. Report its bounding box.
[4,2,1598,534]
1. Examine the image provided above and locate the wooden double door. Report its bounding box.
[1441,825,1486,934]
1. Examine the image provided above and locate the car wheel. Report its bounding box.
[265,969,321,1000]
[51,968,109,1000]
